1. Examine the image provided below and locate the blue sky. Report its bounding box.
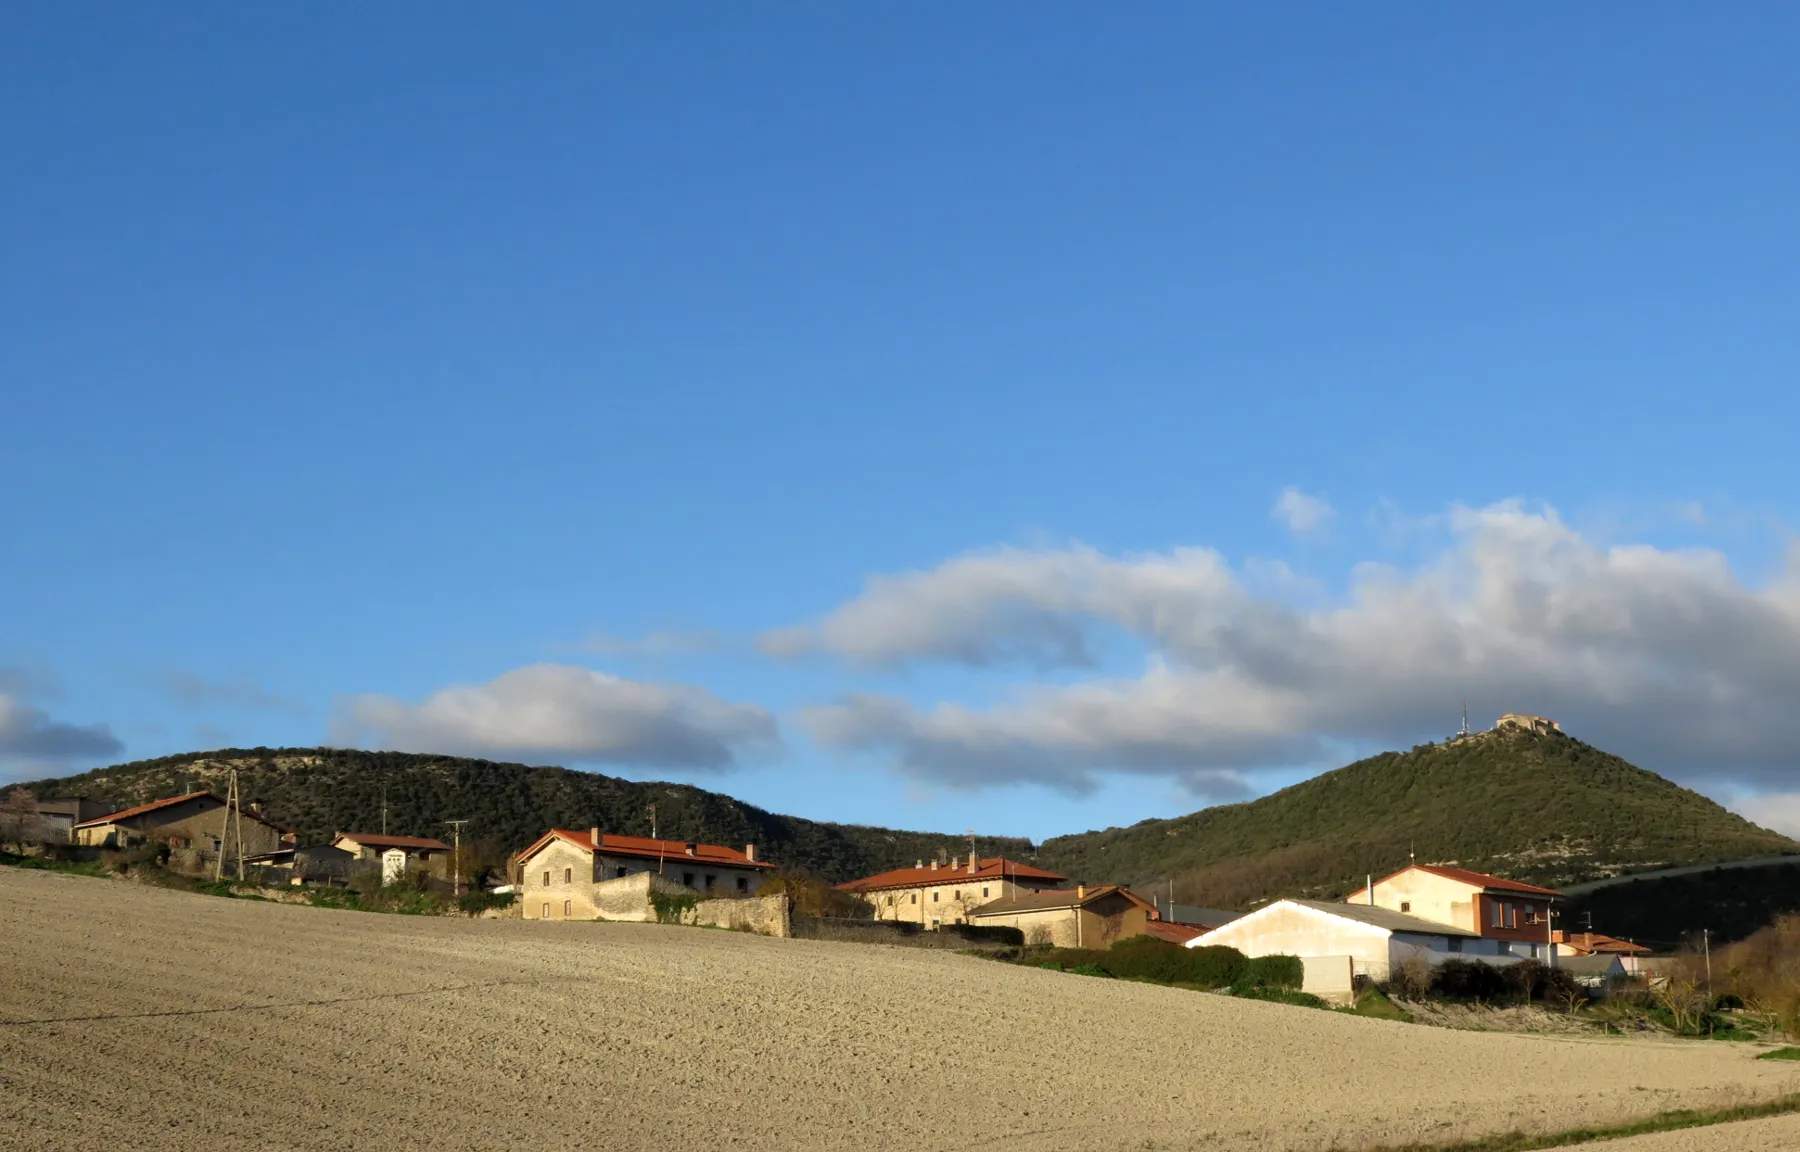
[6,5,1800,842]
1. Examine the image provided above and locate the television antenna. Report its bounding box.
[1458,701,1471,739]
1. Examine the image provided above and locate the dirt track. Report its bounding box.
[3,868,1796,1152]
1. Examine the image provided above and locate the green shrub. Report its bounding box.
[1431,958,1510,1001]
[1069,963,1112,977]
[1757,1046,1800,1060]
[1344,987,1413,1022]
[1234,986,1326,1008]
[1034,940,1247,987]
[458,889,516,914]
[1233,954,1304,992]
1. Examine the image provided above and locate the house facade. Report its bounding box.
[1349,864,1564,961]
[1188,898,1519,984]
[516,828,774,921]
[965,884,1159,948]
[332,833,452,883]
[837,855,1067,929]
[73,792,287,867]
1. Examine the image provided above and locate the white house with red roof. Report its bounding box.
[516,828,775,921]
[837,854,1067,929]
[1350,864,1565,961]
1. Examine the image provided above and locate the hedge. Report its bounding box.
[1233,954,1304,992]
[1036,939,1248,987]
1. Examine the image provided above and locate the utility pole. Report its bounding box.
[1703,929,1712,989]
[445,819,469,897]
[380,783,388,836]
[214,769,244,883]
[648,804,662,874]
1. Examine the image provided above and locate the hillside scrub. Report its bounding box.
[1721,914,1800,1038]
[17,747,1034,884]
[1035,730,1797,904]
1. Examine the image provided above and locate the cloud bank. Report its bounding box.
[334,663,780,770]
[775,502,1800,793]
[0,692,125,772]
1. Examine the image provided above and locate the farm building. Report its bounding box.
[516,828,775,921]
[965,884,1159,949]
[72,792,288,868]
[837,855,1066,928]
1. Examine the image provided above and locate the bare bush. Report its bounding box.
[1722,914,1800,1038]
[1395,946,1433,999]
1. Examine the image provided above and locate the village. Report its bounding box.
[3,752,1660,1014]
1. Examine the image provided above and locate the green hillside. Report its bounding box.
[1035,729,1798,907]
[17,747,1030,884]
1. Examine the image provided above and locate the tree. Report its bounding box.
[0,788,41,852]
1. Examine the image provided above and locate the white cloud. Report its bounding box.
[332,663,780,771]
[781,501,1800,792]
[1733,793,1800,839]
[1272,487,1334,533]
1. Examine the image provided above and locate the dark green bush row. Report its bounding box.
[1233,954,1304,992]
[1032,938,1251,987]
[1429,958,1585,1004]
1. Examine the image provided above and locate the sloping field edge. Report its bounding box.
[1346,1093,1800,1152]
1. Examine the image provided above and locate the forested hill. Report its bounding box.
[1033,729,1799,908]
[19,748,1030,884]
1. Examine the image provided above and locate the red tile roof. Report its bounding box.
[516,828,774,869]
[74,791,289,833]
[1354,864,1563,899]
[966,884,1158,918]
[1142,921,1207,945]
[837,857,1066,893]
[1555,931,1651,955]
[335,832,452,852]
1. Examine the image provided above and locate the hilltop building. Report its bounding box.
[1496,712,1562,735]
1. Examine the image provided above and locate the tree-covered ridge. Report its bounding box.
[19,747,1032,885]
[1033,729,1798,908]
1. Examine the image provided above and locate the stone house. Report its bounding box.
[1350,864,1564,961]
[72,791,288,869]
[28,798,115,843]
[836,855,1067,929]
[332,833,453,884]
[516,828,775,921]
[965,884,1159,948]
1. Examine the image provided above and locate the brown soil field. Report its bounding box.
[3,867,1797,1152]
[1585,1114,1800,1151]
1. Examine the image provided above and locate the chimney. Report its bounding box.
[684,842,697,857]
[969,850,977,872]
[929,859,938,871]
[591,826,601,849]
[1076,884,1086,900]
[744,843,757,862]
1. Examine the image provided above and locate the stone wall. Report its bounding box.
[678,893,790,937]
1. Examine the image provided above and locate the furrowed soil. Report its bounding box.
[3,869,1796,1152]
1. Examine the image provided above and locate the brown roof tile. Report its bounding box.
[837,857,1065,893]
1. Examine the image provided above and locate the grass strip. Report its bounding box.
[1756,1047,1800,1061]
[1347,1093,1800,1152]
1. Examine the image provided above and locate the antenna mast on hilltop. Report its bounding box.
[1458,701,1471,739]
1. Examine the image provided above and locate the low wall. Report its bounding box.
[790,917,1019,951]
[679,893,790,937]
[1301,955,1356,1005]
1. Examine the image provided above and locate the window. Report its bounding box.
[954,891,961,900]
[683,872,694,887]
[1399,901,1411,913]
[982,887,990,897]
[1524,903,1535,924]
[563,900,572,918]
[563,867,572,884]
[932,892,940,902]
[910,893,918,904]
[1529,943,1539,959]
[885,895,894,905]
[704,874,716,890]
[1447,937,1463,953]
[930,919,940,929]
[1506,903,1517,929]
[543,871,551,887]
[1490,901,1502,928]
[541,903,550,919]
[737,877,748,894]
[616,867,628,878]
